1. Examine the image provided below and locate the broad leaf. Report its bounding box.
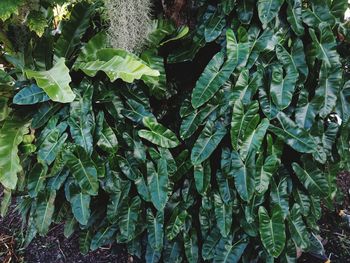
[25,58,76,103]
[288,204,310,250]
[257,0,284,26]
[35,190,56,235]
[13,84,50,105]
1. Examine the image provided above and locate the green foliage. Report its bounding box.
[0,0,350,262]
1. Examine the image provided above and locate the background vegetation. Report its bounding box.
[1,0,350,262]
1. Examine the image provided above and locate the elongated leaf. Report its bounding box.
[68,183,91,225]
[309,22,340,68]
[202,227,221,260]
[232,69,263,105]
[35,190,56,235]
[55,2,93,59]
[163,238,183,263]
[270,178,289,218]
[194,160,211,196]
[147,158,169,211]
[96,116,118,154]
[147,209,164,251]
[166,209,188,240]
[287,0,304,36]
[231,101,259,150]
[191,51,225,108]
[38,131,68,165]
[269,112,317,153]
[191,120,226,165]
[231,151,255,202]
[184,229,199,263]
[13,84,50,105]
[255,155,280,195]
[139,117,180,148]
[258,205,286,257]
[64,146,99,196]
[214,193,232,237]
[0,114,30,189]
[288,204,310,250]
[27,163,48,198]
[240,118,269,160]
[204,10,225,42]
[237,0,254,24]
[257,0,284,25]
[31,102,61,129]
[0,188,11,217]
[302,0,335,27]
[314,63,341,119]
[214,237,248,263]
[292,162,329,196]
[25,58,75,103]
[118,197,141,242]
[90,223,118,251]
[79,230,92,255]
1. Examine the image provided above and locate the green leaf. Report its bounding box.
[166,209,188,240]
[117,154,143,181]
[79,230,92,254]
[230,101,259,150]
[257,0,284,26]
[293,189,311,216]
[302,0,335,28]
[139,117,179,148]
[75,48,160,83]
[90,223,118,251]
[25,58,75,103]
[191,120,226,165]
[38,131,68,165]
[0,188,11,217]
[27,10,47,37]
[27,163,48,198]
[163,238,183,263]
[288,204,310,250]
[118,197,141,242]
[68,184,91,225]
[270,178,289,218]
[287,0,304,36]
[204,11,225,42]
[292,162,329,197]
[314,63,341,119]
[213,237,249,263]
[190,51,225,108]
[64,146,99,196]
[64,216,77,238]
[231,151,255,202]
[0,114,30,189]
[68,83,94,154]
[269,112,317,153]
[31,102,61,129]
[160,25,189,46]
[0,0,22,21]
[240,118,269,160]
[237,0,254,24]
[202,227,221,260]
[217,169,234,204]
[147,209,164,251]
[96,113,118,154]
[55,2,93,59]
[336,81,350,123]
[270,64,297,110]
[147,158,169,211]
[146,243,161,263]
[214,193,232,237]
[13,84,50,105]
[255,155,280,195]
[232,69,263,105]
[194,160,211,196]
[309,22,340,68]
[35,190,56,235]
[184,229,199,263]
[258,205,286,257]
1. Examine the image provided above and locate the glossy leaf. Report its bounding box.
[139,117,180,148]
[147,209,164,251]
[25,58,75,103]
[0,114,30,189]
[191,120,226,165]
[258,205,286,257]
[118,197,141,242]
[194,160,211,196]
[214,193,232,237]
[35,190,56,235]
[13,84,50,105]
[27,163,48,198]
[257,0,284,26]
[287,0,304,36]
[213,237,248,263]
[288,204,310,250]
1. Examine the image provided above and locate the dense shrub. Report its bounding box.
[1,0,350,262]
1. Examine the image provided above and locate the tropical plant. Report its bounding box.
[1,0,350,262]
